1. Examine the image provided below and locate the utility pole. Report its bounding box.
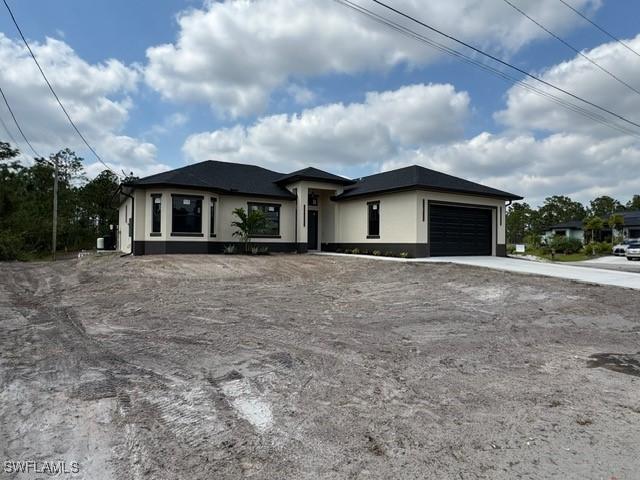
[52,155,58,261]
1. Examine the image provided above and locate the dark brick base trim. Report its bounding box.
[496,243,506,257]
[321,242,429,258]
[296,243,308,254]
[133,241,297,255]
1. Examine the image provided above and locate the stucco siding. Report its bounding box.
[336,191,419,244]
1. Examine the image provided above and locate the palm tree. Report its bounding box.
[583,215,604,244]
[231,207,267,253]
[608,213,624,242]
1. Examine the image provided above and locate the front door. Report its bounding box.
[308,210,318,250]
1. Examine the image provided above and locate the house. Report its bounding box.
[117,160,522,257]
[543,211,640,243]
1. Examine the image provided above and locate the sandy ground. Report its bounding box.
[1,253,640,479]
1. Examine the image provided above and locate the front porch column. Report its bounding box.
[296,184,308,252]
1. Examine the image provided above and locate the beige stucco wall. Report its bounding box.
[128,187,296,243]
[335,190,419,244]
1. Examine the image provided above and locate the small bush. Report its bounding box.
[507,244,517,254]
[524,233,542,248]
[399,252,409,258]
[351,248,361,255]
[384,251,395,257]
[343,249,352,254]
[586,241,612,255]
[250,246,259,255]
[372,250,382,256]
[549,236,583,255]
[223,245,237,254]
[258,246,270,255]
[0,231,23,261]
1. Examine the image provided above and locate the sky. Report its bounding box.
[0,0,639,207]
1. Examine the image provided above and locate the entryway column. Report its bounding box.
[296,184,308,252]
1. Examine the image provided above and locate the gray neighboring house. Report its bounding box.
[117,160,522,258]
[543,211,640,243]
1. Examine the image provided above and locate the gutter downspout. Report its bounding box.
[120,187,134,257]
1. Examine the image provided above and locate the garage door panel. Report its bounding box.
[429,204,492,256]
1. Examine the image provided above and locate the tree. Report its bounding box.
[626,195,640,211]
[583,215,604,244]
[506,202,534,243]
[608,213,625,242]
[536,195,586,232]
[80,170,120,237]
[589,195,622,218]
[231,207,266,253]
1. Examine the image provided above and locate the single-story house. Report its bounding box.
[117,160,522,257]
[543,211,640,243]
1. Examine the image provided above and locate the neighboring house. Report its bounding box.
[117,160,522,258]
[543,220,585,243]
[542,210,640,243]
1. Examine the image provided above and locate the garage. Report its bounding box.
[429,204,493,256]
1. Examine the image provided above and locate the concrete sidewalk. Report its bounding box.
[313,252,640,290]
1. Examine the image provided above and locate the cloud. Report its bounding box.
[495,33,640,138]
[381,132,640,207]
[145,0,598,117]
[0,33,163,177]
[182,83,470,172]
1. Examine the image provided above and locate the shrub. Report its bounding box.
[351,248,361,255]
[549,236,583,255]
[384,251,395,257]
[343,249,352,254]
[223,245,237,254]
[507,244,517,254]
[586,241,612,255]
[399,252,409,258]
[524,233,542,248]
[372,250,382,256]
[258,246,270,255]
[251,246,259,255]
[0,231,22,261]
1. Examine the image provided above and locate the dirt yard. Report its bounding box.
[1,254,639,479]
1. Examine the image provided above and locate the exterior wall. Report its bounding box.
[125,187,297,254]
[118,196,133,253]
[543,228,585,244]
[335,190,419,244]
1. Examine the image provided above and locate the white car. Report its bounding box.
[613,239,639,256]
[626,242,640,261]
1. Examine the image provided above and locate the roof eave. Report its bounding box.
[333,185,523,202]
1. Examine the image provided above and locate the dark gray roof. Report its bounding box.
[125,160,296,199]
[126,161,522,202]
[333,165,522,201]
[608,210,640,227]
[275,167,355,185]
[548,220,584,230]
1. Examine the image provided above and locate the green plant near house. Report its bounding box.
[351,248,361,255]
[583,215,604,243]
[251,246,259,255]
[384,251,394,257]
[231,207,267,253]
[608,214,624,242]
[399,252,409,258]
[549,236,583,255]
[223,244,237,254]
[372,250,382,256]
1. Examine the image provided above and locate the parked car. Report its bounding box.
[613,239,639,256]
[626,242,640,261]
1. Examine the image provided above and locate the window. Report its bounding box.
[248,202,280,237]
[172,195,203,235]
[368,201,380,237]
[499,206,502,226]
[210,198,217,236]
[151,194,162,235]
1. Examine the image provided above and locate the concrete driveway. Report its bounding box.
[424,256,640,290]
[315,253,640,290]
[566,255,640,273]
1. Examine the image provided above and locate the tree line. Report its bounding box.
[0,141,120,260]
[506,194,640,244]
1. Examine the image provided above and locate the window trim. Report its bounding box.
[248,201,281,238]
[171,194,204,236]
[151,193,162,236]
[367,200,380,238]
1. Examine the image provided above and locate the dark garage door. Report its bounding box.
[429,204,493,256]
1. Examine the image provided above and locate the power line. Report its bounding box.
[2,0,120,177]
[501,0,640,98]
[557,0,640,59]
[335,0,640,138]
[0,107,19,146]
[369,0,640,131]
[0,84,41,157]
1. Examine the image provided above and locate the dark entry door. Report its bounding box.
[429,204,492,256]
[308,210,318,250]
